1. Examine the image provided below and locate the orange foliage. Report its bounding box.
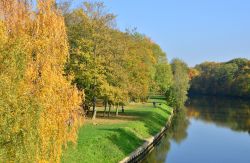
[188,68,199,80]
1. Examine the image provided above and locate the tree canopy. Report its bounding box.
[166,59,190,109]
[0,1,82,162]
[64,2,173,108]
[0,1,189,162]
[190,58,250,98]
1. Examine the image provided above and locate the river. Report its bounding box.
[143,96,250,163]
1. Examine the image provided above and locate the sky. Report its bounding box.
[72,0,250,66]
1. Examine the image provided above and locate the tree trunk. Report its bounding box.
[116,103,119,116]
[92,107,96,120]
[92,98,97,120]
[122,105,124,113]
[103,101,107,117]
[108,103,111,117]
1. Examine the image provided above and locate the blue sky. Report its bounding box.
[73,0,250,66]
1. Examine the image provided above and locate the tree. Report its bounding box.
[65,2,173,112]
[154,63,173,94]
[0,1,83,162]
[167,59,190,109]
[64,2,116,118]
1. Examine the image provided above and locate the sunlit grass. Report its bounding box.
[61,101,172,163]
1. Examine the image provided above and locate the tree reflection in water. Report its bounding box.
[186,95,250,133]
[143,108,189,163]
[143,95,250,163]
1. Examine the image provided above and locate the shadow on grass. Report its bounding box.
[157,105,172,115]
[99,128,143,156]
[98,114,139,121]
[86,111,140,121]
[95,108,170,156]
[123,110,169,136]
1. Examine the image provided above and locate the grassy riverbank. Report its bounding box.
[61,101,172,163]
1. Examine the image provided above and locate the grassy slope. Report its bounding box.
[61,101,172,163]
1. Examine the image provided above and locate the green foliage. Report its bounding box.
[165,87,177,107]
[154,63,173,94]
[167,59,190,109]
[65,2,173,106]
[190,58,250,98]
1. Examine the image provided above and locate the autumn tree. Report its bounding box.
[65,1,173,117]
[0,0,83,162]
[64,2,122,118]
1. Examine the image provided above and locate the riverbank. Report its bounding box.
[61,101,172,163]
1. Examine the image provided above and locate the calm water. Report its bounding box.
[143,96,250,163]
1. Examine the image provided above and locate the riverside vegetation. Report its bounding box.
[62,100,172,163]
[2,1,247,163]
[0,1,190,162]
[189,58,250,98]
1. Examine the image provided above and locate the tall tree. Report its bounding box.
[0,1,83,162]
[65,2,114,99]
[167,59,190,109]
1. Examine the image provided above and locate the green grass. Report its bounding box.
[148,95,166,100]
[61,101,172,163]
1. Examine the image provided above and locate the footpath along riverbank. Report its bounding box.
[61,100,173,163]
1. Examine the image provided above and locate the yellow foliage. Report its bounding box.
[0,0,83,162]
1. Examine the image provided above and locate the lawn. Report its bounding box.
[61,100,172,163]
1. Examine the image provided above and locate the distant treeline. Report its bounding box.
[189,58,250,98]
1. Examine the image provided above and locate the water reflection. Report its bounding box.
[143,108,189,163]
[186,96,250,133]
[143,96,250,163]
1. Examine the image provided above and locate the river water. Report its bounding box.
[143,96,250,163]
